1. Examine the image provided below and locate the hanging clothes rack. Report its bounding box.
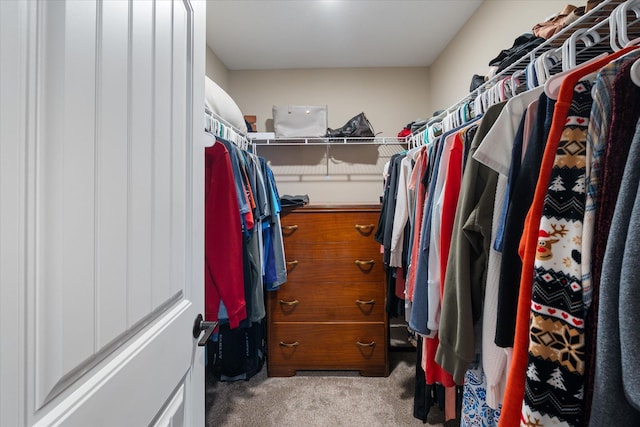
[204,108,250,150]
[397,1,640,423]
[408,0,640,146]
[251,135,407,147]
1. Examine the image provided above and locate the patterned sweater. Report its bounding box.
[521,80,592,426]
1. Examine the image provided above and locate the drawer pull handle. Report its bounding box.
[287,260,299,267]
[355,299,375,305]
[355,224,375,231]
[356,341,376,347]
[279,341,300,348]
[354,260,375,266]
[279,299,300,306]
[282,225,299,231]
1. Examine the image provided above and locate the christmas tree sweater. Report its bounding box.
[521,80,592,426]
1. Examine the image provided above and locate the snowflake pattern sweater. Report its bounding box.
[521,80,592,426]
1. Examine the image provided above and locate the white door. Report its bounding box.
[0,0,207,426]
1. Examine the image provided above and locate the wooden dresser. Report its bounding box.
[267,204,389,377]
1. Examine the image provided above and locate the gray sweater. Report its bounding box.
[589,119,640,425]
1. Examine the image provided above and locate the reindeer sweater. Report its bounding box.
[520,79,593,426]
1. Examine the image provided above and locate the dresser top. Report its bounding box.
[282,204,381,213]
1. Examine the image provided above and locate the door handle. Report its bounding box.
[192,314,218,346]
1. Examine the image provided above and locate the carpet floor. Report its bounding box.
[205,350,447,427]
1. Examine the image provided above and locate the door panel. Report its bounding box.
[33,301,194,427]
[153,0,175,309]
[96,0,130,349]
[0,1,30,425]
[0,0,206,425]
[36,0,98,405]
[129,0,154,326]
[153,384,186,427]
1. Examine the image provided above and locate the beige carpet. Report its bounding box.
[205,350,447,427]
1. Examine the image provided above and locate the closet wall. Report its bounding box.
[429,0,569,111]
[206,45,229,90]
[204,0,572,204]
[227,67,431,136]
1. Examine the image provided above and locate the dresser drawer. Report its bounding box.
[268,323,388,377]
[268,281,386,322]
[281,211,379,245]
[283,236,381,260]
[285,244,384,283]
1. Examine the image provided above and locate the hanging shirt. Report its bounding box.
[390,154,416,268]
[216,138,253,232]
[427,132,456,333]
[495,93,555,348]
[406,145,429,303]
[204,141,247,329]
[434,102,504,385]
[260,157,287,290]
[409,139,443,337]
[472,87,543,410]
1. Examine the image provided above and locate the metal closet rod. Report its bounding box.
[250,136,409,146]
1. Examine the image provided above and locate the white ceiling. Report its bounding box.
[206,0,484,70]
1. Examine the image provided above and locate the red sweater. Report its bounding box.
[204,142,247,329]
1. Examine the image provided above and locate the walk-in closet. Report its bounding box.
[203,1,640,426]
[2,1,640,426]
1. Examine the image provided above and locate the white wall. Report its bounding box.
[205,0,572,204]
[226,67,430,204]
[429,0,569,111]
[205,45,229,90]
[228,67,431,136]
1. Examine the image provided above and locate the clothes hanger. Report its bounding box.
[498,77,507,101]
[535,49,551,85]
[413,130,424,148]
[476,88,486,116]
[564,25,605,71]
[494,80,503,102]
[443,111,454,132]
[480,85,492,114]
[630,56,640,86]
[510,69,526,96]
[607,0,640,52]
[545,18,611,100]
[616,0,640,47]
[625,34,640,87]
[526,60,537,90]
[610,2,622,52]
[454,105,463,128]
[489,81,500,105]
[204,129,217,148]
[535,48,557,85]
[499,76,513,101]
